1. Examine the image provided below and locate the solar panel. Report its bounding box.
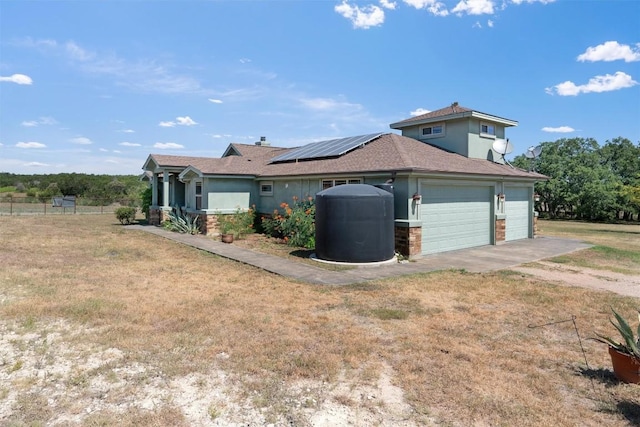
[270,133,383,163]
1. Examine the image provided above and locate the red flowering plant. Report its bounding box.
[261,196,315,249]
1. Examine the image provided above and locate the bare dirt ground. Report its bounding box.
[513,261,640,298]
[0,318,423,426]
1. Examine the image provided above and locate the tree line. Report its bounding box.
[0,172,147,205]
[513,137,640,222]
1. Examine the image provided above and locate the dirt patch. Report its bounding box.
[512,261,640,298]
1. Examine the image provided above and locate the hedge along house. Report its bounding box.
[142,103,547,257]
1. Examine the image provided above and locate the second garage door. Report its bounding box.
[421,184,492,255]
[505,186,531,241]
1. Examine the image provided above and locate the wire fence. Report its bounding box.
[0,196,138,216]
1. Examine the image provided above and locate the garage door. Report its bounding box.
[505,186,530,241]
[421,184,492,255]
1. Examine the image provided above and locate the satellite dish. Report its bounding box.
[492,138,514,155]
[525,145,543,171]
[492,138,514,167]
[525,145,542,159]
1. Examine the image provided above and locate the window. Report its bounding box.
[480,122,496,138]
[195,182,202,210]
[260,181,273,196]
[322,178,362,189]
[420,123,445,139]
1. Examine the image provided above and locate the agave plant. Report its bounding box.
[594,308,640,359]
[164,209,201,235]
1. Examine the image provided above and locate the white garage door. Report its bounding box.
[421,184,492,255]
[505,186,530,241]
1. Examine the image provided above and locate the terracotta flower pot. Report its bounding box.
[609,346,640,383]
[221,233,234,244]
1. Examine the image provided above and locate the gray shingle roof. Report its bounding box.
[146,134,546,180]
[390,103,517,128]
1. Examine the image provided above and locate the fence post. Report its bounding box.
[44,202,47,215]
[10,198,13,216]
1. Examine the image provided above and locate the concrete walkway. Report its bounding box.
[126,225,592,285]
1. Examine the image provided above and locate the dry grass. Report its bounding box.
[537,219,640,274]
[1,215,639,425]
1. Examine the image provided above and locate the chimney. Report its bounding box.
[451,101,458,113]
[255,136,270,146]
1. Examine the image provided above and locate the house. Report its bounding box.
[142,103,546,257]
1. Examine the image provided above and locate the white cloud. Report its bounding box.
[452,0,495,15]
[21,38,204,94]
[24,162,49,167]
[577,41,640,63]
[113,150,122,153]
[176,116,197,126]
[65,41,95,61]
[300,97,363,112]
[410,108,431,116]
[208,98,223,104]
[542,126,575,133]
[21,117,57,127]
[120,129,135,133]
[380,0,397,9]
[335,1,386,29]
[487,19,494,27]
[0,74,33,85]
[119,142,141,147]
[159,116,197,127]
[239,58,251,64]
[154,142,184,149]
[546,71,638,96]
[70,136,93,145]
[511,0,555,4]
[16,141,46,148]
[403,0,449,16]
[473,21,482,28]
[99,148,109,152]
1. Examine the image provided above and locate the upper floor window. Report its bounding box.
[322,178,362,190]
[480,122,496,138]
[420,123,445,139]
[260,181,273,196]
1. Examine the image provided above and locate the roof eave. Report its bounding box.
[390,111,518,129]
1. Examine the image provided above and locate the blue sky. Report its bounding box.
[1,0,638,175]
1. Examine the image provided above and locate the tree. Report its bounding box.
[513,137,637,221]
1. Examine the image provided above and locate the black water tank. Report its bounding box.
[315,184,394,263]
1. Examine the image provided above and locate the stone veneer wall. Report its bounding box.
[495,218,506,242]
[197,213,219,236]
[394,226,422,258]
[149,208,171,226]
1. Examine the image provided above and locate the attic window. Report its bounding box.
[480,123,496,138]
[420,123,445,139]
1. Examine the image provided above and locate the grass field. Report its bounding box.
[1,215,639,426]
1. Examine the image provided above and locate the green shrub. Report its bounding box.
[216,207,255,239]
[115,207,136,225]
[140,187,152,218]
[163,209,201,234]
[262,196,315,249]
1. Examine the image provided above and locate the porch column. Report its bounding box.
[162,169,170,208]
[152,173,158,206]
